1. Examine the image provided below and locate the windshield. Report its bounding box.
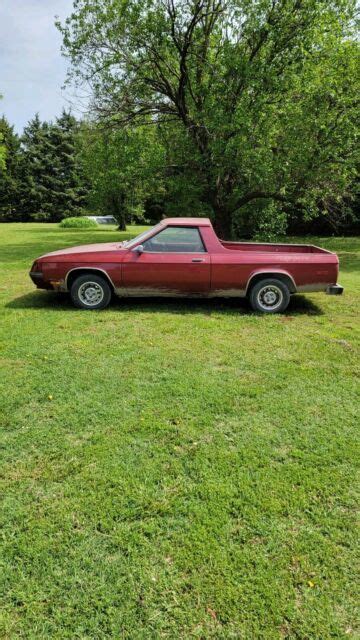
[123,223,163,249]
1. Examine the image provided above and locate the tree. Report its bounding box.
[47,110,89,220]
[0,94,5,171]
[0,131,5,173]
[0,138,5,172]
[79,122,165,229]
[59,0,359,237]
[18,114,56,218]
[18,111,89,221]
[0,116,21,219]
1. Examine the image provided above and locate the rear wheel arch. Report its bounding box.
[246,272,297,295]
[65,268,115,292]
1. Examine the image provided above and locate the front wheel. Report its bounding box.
[70,274,112,310]
[249,279,290,314]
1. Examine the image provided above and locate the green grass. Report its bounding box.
[0,223,359,639]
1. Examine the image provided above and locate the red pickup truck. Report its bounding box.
[30,217,343,313]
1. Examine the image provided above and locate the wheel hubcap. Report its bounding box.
[257,285,283,310]
[78,282,104,306]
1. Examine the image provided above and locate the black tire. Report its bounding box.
[249,278,290,314]
[70,274,112,310]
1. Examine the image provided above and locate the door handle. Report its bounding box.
[192,258,205,263]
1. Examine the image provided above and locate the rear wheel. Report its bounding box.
[249,278,290,314]
[70,274,112,310]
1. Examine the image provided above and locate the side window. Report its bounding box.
[143,227,206,253]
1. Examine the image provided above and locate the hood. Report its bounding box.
[39,242,124,259]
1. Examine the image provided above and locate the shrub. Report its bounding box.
[252,203,288,242]
[233,201,288,241]
[59,217,98,229]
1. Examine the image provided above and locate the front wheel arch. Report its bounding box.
[66,268,115,293]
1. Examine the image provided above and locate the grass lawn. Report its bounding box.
[0,223,359,639]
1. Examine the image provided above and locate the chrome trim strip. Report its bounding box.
[297,283,329,293]
[141,254,208,256]
[64,267,117,292]
[245,272,297,294]
[114,286,207,298]
[115,287,247,299]
[209,288,246,298]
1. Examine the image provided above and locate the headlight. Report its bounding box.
[31,261,41,272]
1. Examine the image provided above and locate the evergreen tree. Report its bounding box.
[0,95,5,171]
[0,133,5,172]
[0,116,21,220]
[48,110,88,220]
[18,111,88,221]
[17,115,53,219]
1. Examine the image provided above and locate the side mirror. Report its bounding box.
[132,244,144,254]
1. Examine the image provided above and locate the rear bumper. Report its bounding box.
[326,284,344,295]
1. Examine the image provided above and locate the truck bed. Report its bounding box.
[220,241,331,254]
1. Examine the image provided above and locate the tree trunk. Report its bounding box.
[117,218,126,231]
[115,209,126,231]
[108,191,126,230]
[212,205,232,240]
[200,168,233,239]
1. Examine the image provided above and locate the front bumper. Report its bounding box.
[29,271,53,290]
[30,271,44,285]
[326,284,344,295]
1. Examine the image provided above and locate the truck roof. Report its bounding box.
[161,217,211,227]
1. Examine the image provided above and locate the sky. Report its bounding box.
[0,0,77,133]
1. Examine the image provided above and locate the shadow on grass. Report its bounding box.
[6,292,74,310]
[6,291,323,316]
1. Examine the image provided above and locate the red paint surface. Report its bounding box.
[30,218,340,297]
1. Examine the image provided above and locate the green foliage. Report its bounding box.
[0,112,90,222]
[0,117,22,220]
[0,133,5,172]
[1,223,359,637]
[234,200,288,241]
[59,0,359,238]
[0,95,5,171]
[18,115,54,218]
[79,123,165,228]
[19,111,89,222]
[59,216,98,228]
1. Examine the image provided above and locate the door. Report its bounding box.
[122,226,211,296]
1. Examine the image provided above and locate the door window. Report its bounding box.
[143,227,206,253]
